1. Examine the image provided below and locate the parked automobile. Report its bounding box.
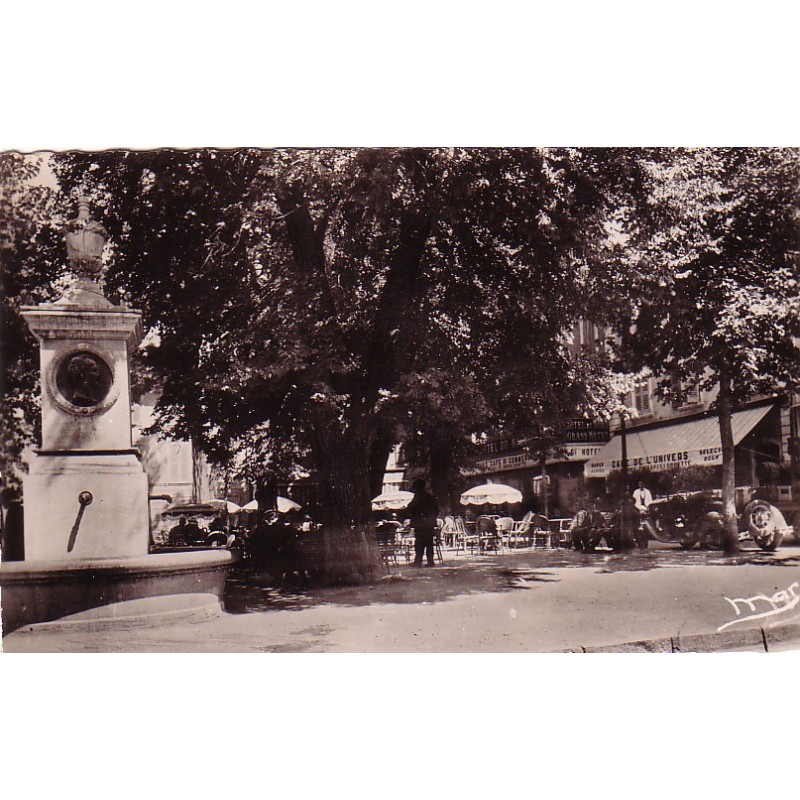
[152,502,238,552]
[648,489,791,552]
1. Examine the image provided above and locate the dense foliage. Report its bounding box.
[0,153,66,489]
[609,147,800,548]
[50,148,628,530]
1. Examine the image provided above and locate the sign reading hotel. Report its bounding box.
[464,444,604,476]
[563,419,611,443]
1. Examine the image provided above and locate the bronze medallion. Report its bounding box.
[55,351,114,409]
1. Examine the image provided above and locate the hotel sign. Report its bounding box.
[557,445,604,462]
[463,444,603,476]
[562,419,611,444]
[463,453,538,476]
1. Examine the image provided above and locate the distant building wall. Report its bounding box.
[131,401,211,527]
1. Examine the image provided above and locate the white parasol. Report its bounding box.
[460,480,522,506]
[210,499,242,514]
[240,496,302,513]
[371,490,414,511]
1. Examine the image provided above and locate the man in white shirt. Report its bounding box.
[632,482,653,513]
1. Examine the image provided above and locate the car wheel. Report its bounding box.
[745,499,773,533]
[744,500,787,552]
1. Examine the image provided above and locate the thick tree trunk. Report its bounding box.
[429,442,459,516]
[274,158,434,586]
[311,422,383,585]
[718,372,739,553]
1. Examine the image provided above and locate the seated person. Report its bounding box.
[570,501,604,551]
[185,517,203,544]
[209,513,227,533]
[168,516,191,547]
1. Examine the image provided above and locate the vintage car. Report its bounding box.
[571,488,792,553]
[647,490,791,552]
[151,502,234,551]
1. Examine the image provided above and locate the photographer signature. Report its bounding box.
[718,581,800,632]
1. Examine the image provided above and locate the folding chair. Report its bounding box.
[509,511,535,548]
[374,527,400,570]
[440,515,457,547]
[454,516,480,556]
[434,529,445,564]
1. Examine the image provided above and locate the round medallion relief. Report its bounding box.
[49,346,118,416]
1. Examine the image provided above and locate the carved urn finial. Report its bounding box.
[65,196,108,280]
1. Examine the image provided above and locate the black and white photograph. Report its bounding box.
[3,144,798,653]
[1,5,798,798]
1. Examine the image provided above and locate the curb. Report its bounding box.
[4,596,222,637]
[560,619,800,653]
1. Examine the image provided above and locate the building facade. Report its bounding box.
[462,321,799,525]
[131,396,212,528]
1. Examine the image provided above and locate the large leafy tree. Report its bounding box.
[46,148,629,581]
[612,147,800,550]
[0,153,66,490]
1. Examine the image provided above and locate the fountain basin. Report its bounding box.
[0,549,236,634]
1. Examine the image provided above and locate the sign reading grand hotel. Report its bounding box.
[563,419,611,444]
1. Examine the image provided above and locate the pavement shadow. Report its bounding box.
[223,569,318,613]
[223,547,800,614]
[223,557,561,614]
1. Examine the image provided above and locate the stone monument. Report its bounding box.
[22,197,150,560]
[0,197,234,635]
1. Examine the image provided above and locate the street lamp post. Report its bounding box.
[620,411,629,489]
[619,404,634,550]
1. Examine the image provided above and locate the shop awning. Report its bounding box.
[584,405,774,478]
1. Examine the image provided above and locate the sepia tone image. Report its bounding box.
[1,147,799,653]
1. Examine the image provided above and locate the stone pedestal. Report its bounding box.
[1,206,236,636]
[24,454,150,561]
[20,282,151,562]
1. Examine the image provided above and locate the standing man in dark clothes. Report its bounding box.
[406,478,439,567]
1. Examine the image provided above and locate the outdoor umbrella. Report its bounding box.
[459,481,523,506]
[371,490,414,511]
[241,496,302,513]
